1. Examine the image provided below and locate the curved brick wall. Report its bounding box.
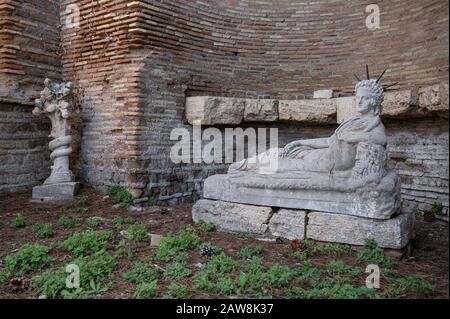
[129,0,449,98]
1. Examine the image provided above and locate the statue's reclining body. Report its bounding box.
[203,79,402,220]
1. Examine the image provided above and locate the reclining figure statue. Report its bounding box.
[203,69,402,220]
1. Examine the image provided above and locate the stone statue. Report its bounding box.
[31,79,79,202]
[201,68,402,220]
[230,78,387,178]
[193,67,414,249]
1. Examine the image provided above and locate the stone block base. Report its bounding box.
[31,182,80,204]
[192,199,415,249]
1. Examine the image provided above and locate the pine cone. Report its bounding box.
[201,245,217,258]
[291,240,306,252]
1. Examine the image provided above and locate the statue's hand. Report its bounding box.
[282,141,302,157]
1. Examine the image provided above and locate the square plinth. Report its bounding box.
[31,182,80,204]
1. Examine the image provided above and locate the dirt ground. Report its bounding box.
[0,187,448,299]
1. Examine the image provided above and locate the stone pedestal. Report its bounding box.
[31,182,80,204]
[193,199,415,249]
[31,79,78,204]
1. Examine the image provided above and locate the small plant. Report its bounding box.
[78,196,89,206]
[265,264,296,288]
[164,283,189,299]
[327,283,376,299]
[237,246,264,259]
[356,239,396,269]
[10,215,27,229]
[4,244,53,276]
[207,253,239,274]
[115,239,135,259]
[133,281,158,299]
[108,185,134,209]
[30,267,68,298]
[432,202,444,216]
[126,224,148,241]
[194,253,239,296]
[155,226,199,262]
[386,276,437,298]
[112,216,135,228]
[75,207,89,214]
[293,251,309,262]
[165,262,192,279]
[59,215,82,229]
[32,223,55,239]
[31,251,117,298]
[87,217,103,229]
[123,258,163,284]
[60,230,113,257]
[326,260,362,277]
[195,272,236,296]
[197,220,216,232]
[0,271,9,286]
[148,198,158,207]
[236,232,253,240]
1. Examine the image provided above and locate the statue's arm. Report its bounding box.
[284,137,330,153]
[298,137,330,148]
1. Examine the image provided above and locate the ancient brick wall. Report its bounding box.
[0,103,50,192]
[387,118,449,216]
[0,0,62,102]
[0,0,61,193]
[128,0,448,98]
[1,0,447,218]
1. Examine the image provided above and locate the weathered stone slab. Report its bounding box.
[418,84,449,116]
[313,90,333,99]
[31,182,80,203]
[307,210,415,249]
[268,209,306,240]
[336,96,357,124]
[192,199,272,234]
[382,89,419,118]
[185,96,245,125]
[244,99,279,122]
[204,173,401,220]
[278,99,337,124]
[419,85,441,112]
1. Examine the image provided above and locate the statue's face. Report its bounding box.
[356,88,373,114]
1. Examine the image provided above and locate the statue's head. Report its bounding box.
[355,79,384,116]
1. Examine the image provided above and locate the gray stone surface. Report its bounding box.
[419,84,448,114]
[192,199,273,234]
[268,209,306,240]
[191,199,414,249]
[244,99,279,122]
[278,99,337,124]
[204,172,401,220]
[33,79,76,185]
[336,96,357,124]
[382,89,419,118]
[31,182,80,203]
[185,96,245,125]
[307,210,415,249]
[313,90,333,99]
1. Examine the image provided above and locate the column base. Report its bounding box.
[31,182,80,204]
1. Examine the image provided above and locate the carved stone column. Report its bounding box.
[31,79,79,203]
